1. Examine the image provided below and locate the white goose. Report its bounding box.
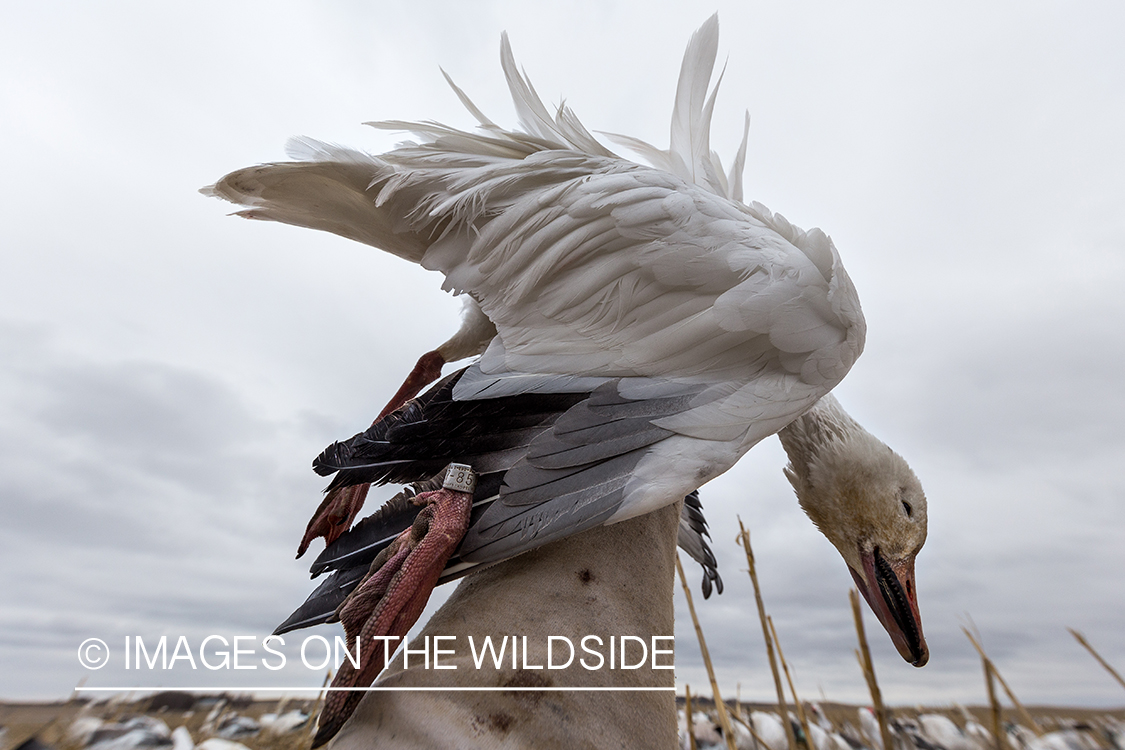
[205,15,927,744]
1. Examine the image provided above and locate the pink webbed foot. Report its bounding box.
[296,349,447,559]
[311,465,475,748]
[297,484,370,558]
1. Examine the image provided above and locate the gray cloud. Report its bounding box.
[2,0,1123,711]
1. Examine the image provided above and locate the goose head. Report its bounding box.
[778,394,929,666]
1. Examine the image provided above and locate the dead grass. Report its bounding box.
[4,697,1124,750]
[679,699,1125,735]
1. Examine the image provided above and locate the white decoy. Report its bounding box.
[67,717,105,747]
[256,711,309,735]
[964,722,993,750]
[859,707,887,750]
[809,721,858,750]
[748,710,793,750]
[213,716,259,741]
[85,718,172,750]
[206,15,927,743]
[1007,724,1039,750]
[917,714,984,750]
[170,727,193,750]
[195,741,251,750]
[1103,718,1125,750]
[1025,731,1097,750]
[690,712,725,749]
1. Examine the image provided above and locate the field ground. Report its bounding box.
[3,696,1123,750]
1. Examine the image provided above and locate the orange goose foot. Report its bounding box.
[296,350,447,559]
[311,463,474,748]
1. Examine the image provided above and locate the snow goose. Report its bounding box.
[206,15,926,743]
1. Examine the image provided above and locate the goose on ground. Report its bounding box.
[917,714,985,750]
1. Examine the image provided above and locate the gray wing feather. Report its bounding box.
[458,380,705,563]
[452,337,612,400]
[525,383,693,469]
[457,455,634,563]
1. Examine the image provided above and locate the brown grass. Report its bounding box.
[5,696,1124,750]
[677,699,1125,737]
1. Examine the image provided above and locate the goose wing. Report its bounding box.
[205,16,866,574]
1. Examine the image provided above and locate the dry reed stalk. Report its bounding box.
[676,553,738,750]
[1069,628,1125,692]
[983,659,1006,750]
[308,668,333,741]
[962,628,1041,734]
[686,685,698,750]
[767,615,816,750]
[738,518,799,750]
[849,589,894,750]
[70,676,88,703]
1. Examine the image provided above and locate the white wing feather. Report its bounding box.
[204,16,866,525]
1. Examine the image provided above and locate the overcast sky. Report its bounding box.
[2,1,1124,711]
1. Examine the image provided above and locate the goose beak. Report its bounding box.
[850,548,928,667]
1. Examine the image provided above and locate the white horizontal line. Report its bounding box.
[75,686,674,692]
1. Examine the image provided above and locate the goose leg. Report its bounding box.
[297,350,447,558]
[311,464,474,748]
[375,350,446,423]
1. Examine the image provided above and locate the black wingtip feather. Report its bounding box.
[312,440,353,476]
[312,367,590,493]
[682,490,723,599]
